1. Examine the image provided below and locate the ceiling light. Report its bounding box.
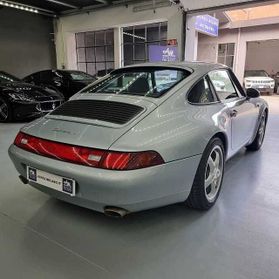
[0,1,45,15]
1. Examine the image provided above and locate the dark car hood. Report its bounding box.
[0,82,63,100]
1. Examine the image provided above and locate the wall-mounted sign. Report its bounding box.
[167,39,178,46]
[195,15,219,37]
[148,45,178,62]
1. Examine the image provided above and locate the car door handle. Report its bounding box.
[230,109,238,118]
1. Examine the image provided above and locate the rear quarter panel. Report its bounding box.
[110,86,230,162]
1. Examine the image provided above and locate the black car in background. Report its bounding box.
[24,70,97,100]
[271,72,279,93]
[0,71,64,122]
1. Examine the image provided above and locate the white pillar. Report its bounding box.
[114,27,122,69]
[65,33,77,70]
[234,28,246,83]
[185,15,198,61]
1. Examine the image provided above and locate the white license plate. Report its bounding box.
[27,166,76,196]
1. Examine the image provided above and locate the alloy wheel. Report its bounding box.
[204,145,224,203]
[258,114,266,146]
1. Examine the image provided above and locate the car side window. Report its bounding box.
[208,70,239,101]
[228,69,246,97]
[188,77,217,104]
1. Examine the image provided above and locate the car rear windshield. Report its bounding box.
[68,71,95,81]
[0,72,21,83]
[245,70,268,77]
[80,67,190,98]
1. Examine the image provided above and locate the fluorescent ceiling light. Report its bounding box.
[0,0,50,15]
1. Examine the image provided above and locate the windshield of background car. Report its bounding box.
[81,67,190,98]
[0,72,21,84]
[245,70,268,77]
[68,71,95,81]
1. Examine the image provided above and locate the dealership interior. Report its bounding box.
[1,0,279,278]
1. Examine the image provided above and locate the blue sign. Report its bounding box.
[148,45,178,62]
[195,15,219,37]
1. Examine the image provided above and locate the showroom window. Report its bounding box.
[217,43,235,68]
[122,22,167,66]
[76,29,114,77]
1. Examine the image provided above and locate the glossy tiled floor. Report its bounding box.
[0,96,279,279]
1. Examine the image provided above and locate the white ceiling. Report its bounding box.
[180,0,277,12]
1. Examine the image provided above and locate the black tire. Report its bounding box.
[246,112,267,151]
[186,137,225,210]
[0,97,12,123]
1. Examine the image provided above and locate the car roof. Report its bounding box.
[122,61,228,74]
[28,69,87,74]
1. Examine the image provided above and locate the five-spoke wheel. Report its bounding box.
[186,137,225,210]
[204,145,224,203]
[246,111,267,151]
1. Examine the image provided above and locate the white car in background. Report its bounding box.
[212,80,225,91]
[244,70,275,95]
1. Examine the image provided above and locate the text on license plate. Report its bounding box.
[27,166,76,196]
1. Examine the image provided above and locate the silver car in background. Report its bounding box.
[9,62,268,217]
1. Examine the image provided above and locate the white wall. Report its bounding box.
[0,7,56,78]
[197,23,279,81]
[246,40,279,74]
[54,5,184,70]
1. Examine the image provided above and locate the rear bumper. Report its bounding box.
[257,88,273,94]
[8,144,201,213]
[246,86,274,94]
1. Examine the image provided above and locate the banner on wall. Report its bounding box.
[195,15,219,37]
[148,45,178,62]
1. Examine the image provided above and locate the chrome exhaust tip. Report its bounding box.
[104,206,129,218]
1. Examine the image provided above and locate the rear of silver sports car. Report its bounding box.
[8,95,200,215]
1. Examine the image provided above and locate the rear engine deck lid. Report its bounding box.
[49,99,144,126]
[46,94,156,128]
[20,95,157,150]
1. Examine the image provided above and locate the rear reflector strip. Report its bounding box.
[14,132,164,170]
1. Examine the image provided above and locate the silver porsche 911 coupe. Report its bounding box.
[9,62,268,217]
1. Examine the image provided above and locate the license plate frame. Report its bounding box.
[26,166,76,196]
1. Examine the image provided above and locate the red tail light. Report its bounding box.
[14,132,164,170]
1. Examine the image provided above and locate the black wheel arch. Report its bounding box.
[210,132,228,161]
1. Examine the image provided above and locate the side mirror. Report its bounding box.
[246,88,260,98]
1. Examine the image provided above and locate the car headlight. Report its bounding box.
[245,81,252,88]
[8,92,35,102]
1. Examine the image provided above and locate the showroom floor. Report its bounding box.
[0,96,279,279]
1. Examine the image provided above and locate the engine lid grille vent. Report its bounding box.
[50,100,144,125]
